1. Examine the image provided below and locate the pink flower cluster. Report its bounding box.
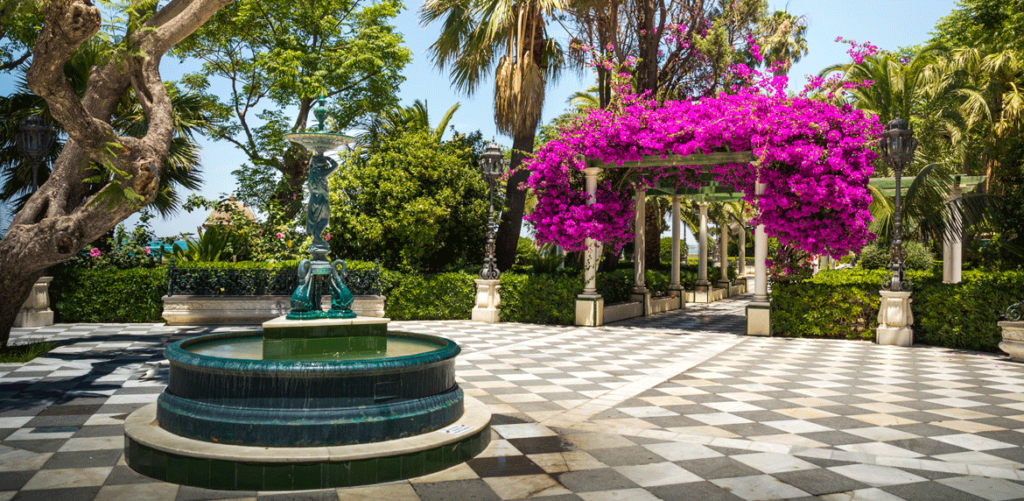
[89,248,102,258]
[523,91,881,258]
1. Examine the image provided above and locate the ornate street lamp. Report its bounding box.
[878,116,918,292]
[478,143,505,280]
[16,115,55,191]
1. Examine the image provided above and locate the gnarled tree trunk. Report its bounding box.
[0,0,232,346]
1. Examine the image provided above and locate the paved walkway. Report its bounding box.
[3,297,1024,501]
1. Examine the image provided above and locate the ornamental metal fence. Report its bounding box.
[166,259,383,297]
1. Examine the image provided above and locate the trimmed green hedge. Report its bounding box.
[50,267,167,323]
[500,272,581,325]
[771,268,1024,353]
[380,271,476,320]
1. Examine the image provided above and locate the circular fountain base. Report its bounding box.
[125,397,491,490]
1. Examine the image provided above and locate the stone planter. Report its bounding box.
[877,290,913,346]
[999,321,1024,361]
[162,295,386,325]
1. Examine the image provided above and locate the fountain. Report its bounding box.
[124,97,491,491]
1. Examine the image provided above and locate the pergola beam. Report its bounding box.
[587,151,757,169]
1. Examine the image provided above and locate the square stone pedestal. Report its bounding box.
[576,295,604,326]
[261,315,390,360]
[998,321,1024,361]
[14,277,54,328]
[746,301,770,336]
[471,279,501,323]
[694,282,712,303]
[877,290,913,346]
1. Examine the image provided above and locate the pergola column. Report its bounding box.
[632,188,651,314]
[670,195,682,296]
[737,217,747,276]
[718,220,731,291]
[747,180,770,336]
[575,167,604,326]
[943,184,963,284]
[696,202,711,302]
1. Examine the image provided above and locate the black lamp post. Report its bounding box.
[878,116,918,292]
[16,115,55,191]
[479,143,505,280]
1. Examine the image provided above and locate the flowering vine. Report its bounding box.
[524,88,880,259]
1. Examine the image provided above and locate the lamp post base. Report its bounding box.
[877,290,913,346]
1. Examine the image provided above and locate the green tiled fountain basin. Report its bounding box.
[126,399,491,490]
[158,330,463,447]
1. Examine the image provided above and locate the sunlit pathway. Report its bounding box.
[4,313,1024,500]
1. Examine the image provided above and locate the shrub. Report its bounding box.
[500,272,581,325]
[516,238,541,266]
[771,268,1024,353]
[660,238,688,265]
[859,241,934,271]
[382,271,476,320]
[50,267,167,323]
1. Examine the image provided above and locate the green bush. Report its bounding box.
[859,241,934,271]
[381,271,476,320]
[771,268,1024,353]
[660,238,688,265]
[516,238,541,266]
[500,272,581,325]
[50,267,167,323]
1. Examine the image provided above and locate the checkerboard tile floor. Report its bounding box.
[4,298,1024,500]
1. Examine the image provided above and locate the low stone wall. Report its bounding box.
[650,296,683,315]
[603,302,643,324]
[162,295,386,325]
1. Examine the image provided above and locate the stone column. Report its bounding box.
[737,217,747,276]
[694,202,712,302]
[576,167,604,326]
[670,196,682,301]
[747,181,770,336]
[631,188,651,315]
[14,276,54,327]
[471,279,501,323]
[718,221,731,291]
[877,291,914,346]
[943,185,963,284]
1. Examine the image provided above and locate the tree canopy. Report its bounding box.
[174,0,412,209]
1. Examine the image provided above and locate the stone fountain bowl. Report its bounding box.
[284,132,354,154]
[155,330,463,447]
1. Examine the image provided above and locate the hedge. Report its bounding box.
[771,268,1024,353]
[50,267,167,323]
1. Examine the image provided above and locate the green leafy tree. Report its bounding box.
[420,0,569,271]
[174,0,412,210]
[0,0,42,71]
[0,0,232,345]
[0,40,219,216]
[356,100,461,150]
[328,129,490,271]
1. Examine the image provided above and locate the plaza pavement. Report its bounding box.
[3,293,1024,500]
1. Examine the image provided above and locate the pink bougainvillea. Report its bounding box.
[524,89,880,259]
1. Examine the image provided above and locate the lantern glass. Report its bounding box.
[16,116,54,165]
[480,143,504,181]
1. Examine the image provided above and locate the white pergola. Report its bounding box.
[572,152,982,335]
[574,151,773,334]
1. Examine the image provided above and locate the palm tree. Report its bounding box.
[356,100,461,149]
[817,48,941,131]
[867,164,994,247]
[0,40,217,217]
[420,0,570,270]
[920,46,1024,188]
[756,10,809,76]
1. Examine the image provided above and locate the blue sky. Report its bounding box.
[3,0,959,243]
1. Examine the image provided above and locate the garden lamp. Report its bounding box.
[479,142,505,280]
[878,116,918,292]
[16,115,55,191]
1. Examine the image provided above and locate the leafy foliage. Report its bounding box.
[771,268,1024,352]
[328,129,489,272]
[858,241,935,271]
[50,267,167,323]
[174,0,412,208]
[380,271,476,320]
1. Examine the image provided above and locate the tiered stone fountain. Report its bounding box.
[124,98,491,491]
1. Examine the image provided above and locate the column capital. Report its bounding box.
[583,167,602,176]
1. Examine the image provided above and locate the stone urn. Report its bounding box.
[999,301,1024,361]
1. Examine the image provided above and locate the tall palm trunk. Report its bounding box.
[496,131,536,270]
